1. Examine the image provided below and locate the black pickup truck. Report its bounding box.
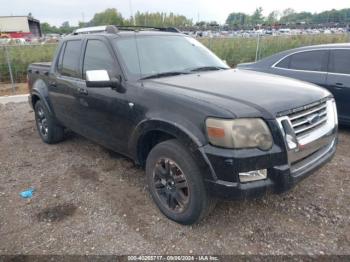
[28,26,338,224]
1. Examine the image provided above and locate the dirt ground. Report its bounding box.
[0,102,349,256]
[0,83,28,96]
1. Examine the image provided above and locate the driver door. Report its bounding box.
[76,37,133,154]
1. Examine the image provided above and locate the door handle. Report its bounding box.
[79,88,88,95]
[49,81,57,87]
[335,83,343,89]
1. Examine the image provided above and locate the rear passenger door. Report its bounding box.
[273,50,329,89]
[49,39,84,129]
[327,49,350,123]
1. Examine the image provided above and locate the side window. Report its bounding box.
[329,50,350,75]
[288,50,328,72]
[275,56,290,69]
[83,40,115,79]
[61,40,82,78]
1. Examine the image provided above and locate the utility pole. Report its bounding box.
[129,0,135,25]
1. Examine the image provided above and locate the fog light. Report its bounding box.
[239,169,267,183]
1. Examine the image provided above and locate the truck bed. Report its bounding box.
[28,62,51,73]
[27,62,51,92]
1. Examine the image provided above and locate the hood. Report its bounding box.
[148,69,330,118]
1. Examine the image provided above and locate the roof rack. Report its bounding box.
[73,25,180,35]
[114,25,181,33]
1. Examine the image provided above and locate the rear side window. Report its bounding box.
[83,40,115,79]
[288,50,328,72]
[60,40,82,77]
[329,49,350,75]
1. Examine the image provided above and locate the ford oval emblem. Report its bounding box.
[307,113,321,125]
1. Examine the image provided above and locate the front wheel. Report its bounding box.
[146,139,216,225]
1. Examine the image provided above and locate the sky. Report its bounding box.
[0,0,349,26]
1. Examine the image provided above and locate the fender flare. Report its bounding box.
[129,118,217,181]
[30,79,54,116]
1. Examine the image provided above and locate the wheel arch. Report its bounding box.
[129,119,216,180]
[31,79,54,116]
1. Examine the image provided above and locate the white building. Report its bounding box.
[0,16,42,37]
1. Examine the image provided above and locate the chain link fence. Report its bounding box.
[201,32,350,66]
[0,44,57,95]
[0,33,349,95]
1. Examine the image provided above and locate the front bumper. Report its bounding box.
[201,100,338,200]
[203,138,336,199]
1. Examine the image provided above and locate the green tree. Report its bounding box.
[41,22,60,34]
[132,11,192,27]
[280,10,312,24]
[226,12,250,26]
[60,21,75,34]
[282,8,296,18]
[91,8,124,26]
[266,11,279,25]
[251,7,264,25]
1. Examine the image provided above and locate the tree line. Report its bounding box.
[226,8,350,27]
[41,7,350,35]
[41,8,193,34]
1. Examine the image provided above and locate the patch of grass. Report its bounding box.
[199,34,350,66]
[0,44,57,83]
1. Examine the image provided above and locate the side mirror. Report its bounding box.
[86,70,124,92]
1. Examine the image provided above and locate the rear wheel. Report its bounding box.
[146,139,216,225]
[34,100,64,144]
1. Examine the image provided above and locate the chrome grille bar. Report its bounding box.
[289,103,327,121]
[294,117,327,135]
[292,111,327,128]
[287,100,328,139]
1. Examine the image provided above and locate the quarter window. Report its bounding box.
[60,40,82,77]
[83,40,115,79]
[275,56,290,69]
[329,50,350,75]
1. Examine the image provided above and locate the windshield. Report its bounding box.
[113,35,229,79]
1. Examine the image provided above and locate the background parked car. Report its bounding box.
[237,43,350,125]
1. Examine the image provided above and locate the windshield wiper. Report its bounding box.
[141,71,190,80]
[189,66,229,72]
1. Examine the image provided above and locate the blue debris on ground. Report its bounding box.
[19,188,35,199]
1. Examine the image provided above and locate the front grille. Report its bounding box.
[287,100,328,139]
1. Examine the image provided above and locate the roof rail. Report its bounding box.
[73,25,180,35]
[113,25,181,33]
[73,25,118,35]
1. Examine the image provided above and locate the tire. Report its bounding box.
[146,139,216,225]
[34,100,64,144]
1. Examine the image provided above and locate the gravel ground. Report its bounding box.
[0,102,349,255]
[0,83,27,96]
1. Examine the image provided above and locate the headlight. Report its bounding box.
[206,118,273,150]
